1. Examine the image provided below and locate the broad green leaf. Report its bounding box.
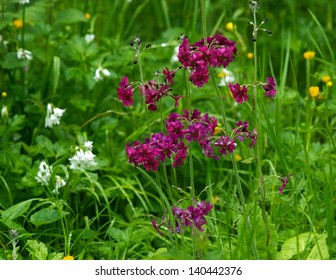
[30,208,69,226]
[26,240,48,260]
[0,218,27,232]
[307,233,329,260]
[48,252,64,260]
[1,199,34,221]
[56,9,87,24]
[275,232,311,260]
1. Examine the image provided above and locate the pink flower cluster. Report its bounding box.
[151,200,213,236]
[177,34,237,88]
[126,109,257,171]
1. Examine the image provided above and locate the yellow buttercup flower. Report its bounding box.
[309,86,319,98]
[247,52,254,59]
[214,124,222,135]
[235,154,242,161]
[85,12,91,20]
[322,75,331,83]
[63,255,74,260]
[212,196,219,204]
[225,22,235,32]
[303,51,315,60]
[2,92,7,98]
[327,81,332,87]
[13,19,23,29]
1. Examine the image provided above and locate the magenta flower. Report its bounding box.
[189,67,209,88]
[214,136,237,156]
[162,67,176,85]
[263,77,276,98]
[117,76,134,107]
[228,83,248,103]
[278,174,292,194]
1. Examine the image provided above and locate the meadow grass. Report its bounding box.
[0,0,335,260]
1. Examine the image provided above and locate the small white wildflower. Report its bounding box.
[45,103,66,128]
[84,141,93,151]
[170,45,179,63]
[35,161,52,185]
[84,34,95,43]
[69,141,97,170]
[1,105,8,118]
[93,66,111,81]
[19,0,30,4]
[52,175,66,194]
[17,48,33,60]
[218,69,235,87]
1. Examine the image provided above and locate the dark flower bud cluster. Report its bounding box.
[151,200,213,236]
[177,34,237,88]
[126,109,257,171]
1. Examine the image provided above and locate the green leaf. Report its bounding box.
[306,233,329,260]
[53,56,60,94]
[56,9,87,24]
[48,252,64,260]
[30,208,69,226]
[1,199,34,221]
[275,232,311,260]
[26,240,48,260]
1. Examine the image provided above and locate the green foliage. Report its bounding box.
[0,0,335,260]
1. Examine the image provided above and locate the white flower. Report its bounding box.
[218,69,235,87]
[52,175,66,194]
[69,141,97,170]
[84,34,95,43]
[84,141,93,151]
[45,103,66,128]
[170,45,179,63]
[1,105,8,118]
[35,161,52,185]
[19,0,30,4]
[17,48,33,60]
[93,66,111,81]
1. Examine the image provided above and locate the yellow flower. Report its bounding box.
[212,196,219,204]
[247,52,254,59]
[327,81,332,87]
[235,154,242,161]
[63,255,74,260]
[309,86,319,98]
[303,51,315,60]
[2,92,7,98]
[13,19,23,29]
[85,12,91,20]
[214,124,222,135]
[225,22,235,32]
[322,75,331,83]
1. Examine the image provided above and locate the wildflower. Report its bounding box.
[69,141,97,170]
[247,52,254,59]
[189,67,209,88]
[303,51,315,60]
[218,69,235,87]
[235,154,242,161]
[17,48,32,60]
[84,34,95,43]
[1,105,8,118]
[13,19,23,29]
[212,196,219,204]
[225,22,235,32]
[93,66,110,81]
[309,86,319,98]
[153,200,213,236]
[327,81,332,87]
[2,92,7,98]
[214,136,237,156]
[322,75,331,83]
[228,83,248,103]
[52,175,66,194]
[19,0,30,4]
[85,13,91,20]
[117,76,134,107]
[162,66,177,85]
[278,174,292,195]
[63,256,74,260]
[263,76,276,98]
[45,103,66,128]
[35,161,52,185]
